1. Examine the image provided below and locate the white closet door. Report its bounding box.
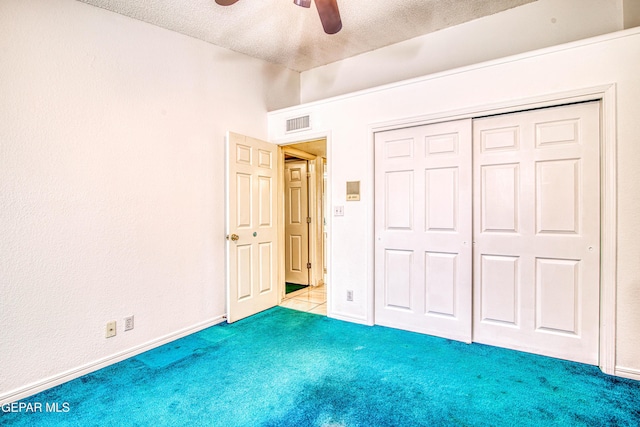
[374,119,472,343]
[472,102,600,364]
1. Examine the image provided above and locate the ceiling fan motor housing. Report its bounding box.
[294,0,312,8]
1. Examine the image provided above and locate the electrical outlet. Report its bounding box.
[347,290,353,301]
[106,321,116,338]
[124,315,134,331]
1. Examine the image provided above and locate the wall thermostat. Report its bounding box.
[346,181,360,201]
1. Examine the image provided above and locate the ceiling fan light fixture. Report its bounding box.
[214,0,239,5]
[293,0,312,8]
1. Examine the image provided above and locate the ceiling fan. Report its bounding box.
[214,0,342,35]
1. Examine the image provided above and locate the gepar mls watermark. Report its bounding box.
[1,401,70,413]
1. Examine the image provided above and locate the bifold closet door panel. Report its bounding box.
[374,119,472,343]
[472,102,601,365]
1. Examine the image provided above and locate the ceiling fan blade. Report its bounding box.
[215,0,239,5]
[314,0,342,34]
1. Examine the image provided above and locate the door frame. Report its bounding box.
[368,84,617,375]
[274,132,332,313]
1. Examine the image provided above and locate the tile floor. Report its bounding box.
[279,284,326,315]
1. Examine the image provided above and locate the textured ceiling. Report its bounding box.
[79,0,537,72]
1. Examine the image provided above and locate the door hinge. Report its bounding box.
[307,262,312,269]
[306,217,311,223]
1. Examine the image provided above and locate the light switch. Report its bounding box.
[334,206,344,216]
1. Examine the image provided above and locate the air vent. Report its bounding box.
[286,115,311,133]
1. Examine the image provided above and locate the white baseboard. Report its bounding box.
[328,311,369,325]
[0,315,226,405]
[615,366,640,381]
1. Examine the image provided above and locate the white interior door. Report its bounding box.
[472,102,600,364]
[322,161,328,283]
[226,132,278,323]
[284,160,310,285]
[374,119,472,343]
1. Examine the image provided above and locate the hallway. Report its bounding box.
[279,284,326,315]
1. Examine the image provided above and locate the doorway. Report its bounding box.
[279,139,328,315]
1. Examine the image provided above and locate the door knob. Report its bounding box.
[227,234,239,242]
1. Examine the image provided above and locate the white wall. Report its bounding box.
[0,0,299,402]
[268,29,640,379]
[624,0,640,28]
[300,0,626,103]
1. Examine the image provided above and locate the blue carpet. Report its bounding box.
[2,307,639,426]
